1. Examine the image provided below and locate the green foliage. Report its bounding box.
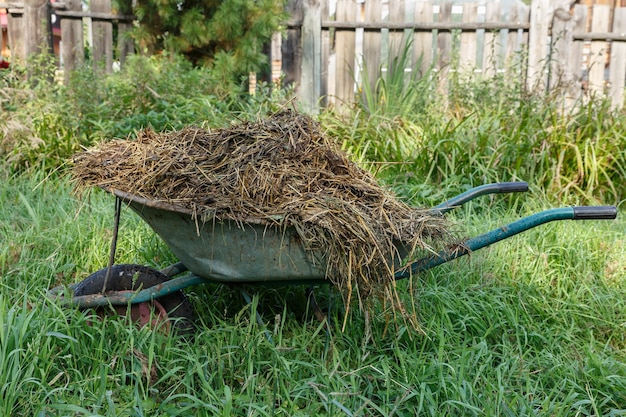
[327,61,626,206]
[132,0,286,78]
[1,53,625,414]
[0,53,296,172]
[0,171,624,415]
[359,37,435,119]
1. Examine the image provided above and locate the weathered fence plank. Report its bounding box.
[320,0,330,105]
[6,7,25,60]
[91,0,112,73]
[588,4,610,95]
[459,3,477,71]
[567,4,587,95]
[482,2,501,77]
[609,7,626,108]
[363,0,381,91]
[436,2,452,71]
[59,0,82,81]
[300,0,321,113]
[117,21,134,67]
[13,0,51,63]
[388,0,405,59]
[412,1,433,76]
[527,0,573,91]
[332,0,357,107]
[505,0,526,62]
[283,0,302,89]
[550,3,585,107]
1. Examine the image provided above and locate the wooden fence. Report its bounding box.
[1,0,625,110]
[277,0,531,111]
[278,0,626,112]
[0,0,133,82]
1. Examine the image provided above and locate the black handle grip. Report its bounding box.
[572,206,618,220]
[495,182,529,194]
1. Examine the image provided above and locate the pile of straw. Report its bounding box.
[72,111,450,312]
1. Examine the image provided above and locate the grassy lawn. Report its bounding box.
[1,54,625,415]
[1,169,624,416]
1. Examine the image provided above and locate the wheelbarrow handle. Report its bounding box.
[573,206,618,220]
[431,181,529,214]
[397,205,617,279]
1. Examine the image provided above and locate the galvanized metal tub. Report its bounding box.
[109,189,328,283]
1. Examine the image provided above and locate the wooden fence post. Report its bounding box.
[283,0,303,91]
[300,0,322,113]
[332,0,357,108]
[60,0,83,81]
[300,0,321,113]
[412,1,434,76]
[22,0,51,60]
[549,3,586,108]
[609,7,626,109]
[527,0,575,93]
[91,0,113,73]
[6,7,25,61]
[116,0,134,66]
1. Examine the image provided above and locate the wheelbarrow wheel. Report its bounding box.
[73,264,195,335]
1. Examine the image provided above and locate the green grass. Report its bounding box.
[1,169,624,416]
[1,52,625,415]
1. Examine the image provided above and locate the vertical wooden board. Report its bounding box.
[117,22,134,66]
[482,1,502,77]
[550,3,585,107]
[320,0,330,105]
[437,1,452,71]
[567,5,587,88]
[300,0,321,113]
[474,2,485,75]
[334,0,357,107]
[282,0,303,90]
[388,0,405,58]
[516,1,530,70]
[588,4,610,94]
[363,0,382,95]
[413,0,433,76]
[436,1,453,94]
[449,2,462,69]
[60,0,84,81]
[460,2,478,71]
[23,0,51,59]
[609,8,626,108]
[91,0,113,73]
[0,17,4,55]
[548,3,570,90]
[505,0,521,63]
[7,11,25,61]
[527,0,551,91]
[271,32,282,84]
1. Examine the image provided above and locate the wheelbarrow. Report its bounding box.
[50,182,617,331]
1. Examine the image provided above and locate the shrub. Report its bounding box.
[326,61,625,206]
[0,53,296,172]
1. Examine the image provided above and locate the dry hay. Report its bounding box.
[71,110,451,320]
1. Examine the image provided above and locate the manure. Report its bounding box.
[72,110,451,317]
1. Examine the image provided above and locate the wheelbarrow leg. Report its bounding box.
[239,288,273,344]
[305,287,327,323]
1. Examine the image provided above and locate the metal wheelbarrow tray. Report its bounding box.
[55,182,617,316]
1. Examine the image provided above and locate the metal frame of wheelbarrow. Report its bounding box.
[54,182,617,309]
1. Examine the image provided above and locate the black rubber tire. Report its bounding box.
[73,264,196,334]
